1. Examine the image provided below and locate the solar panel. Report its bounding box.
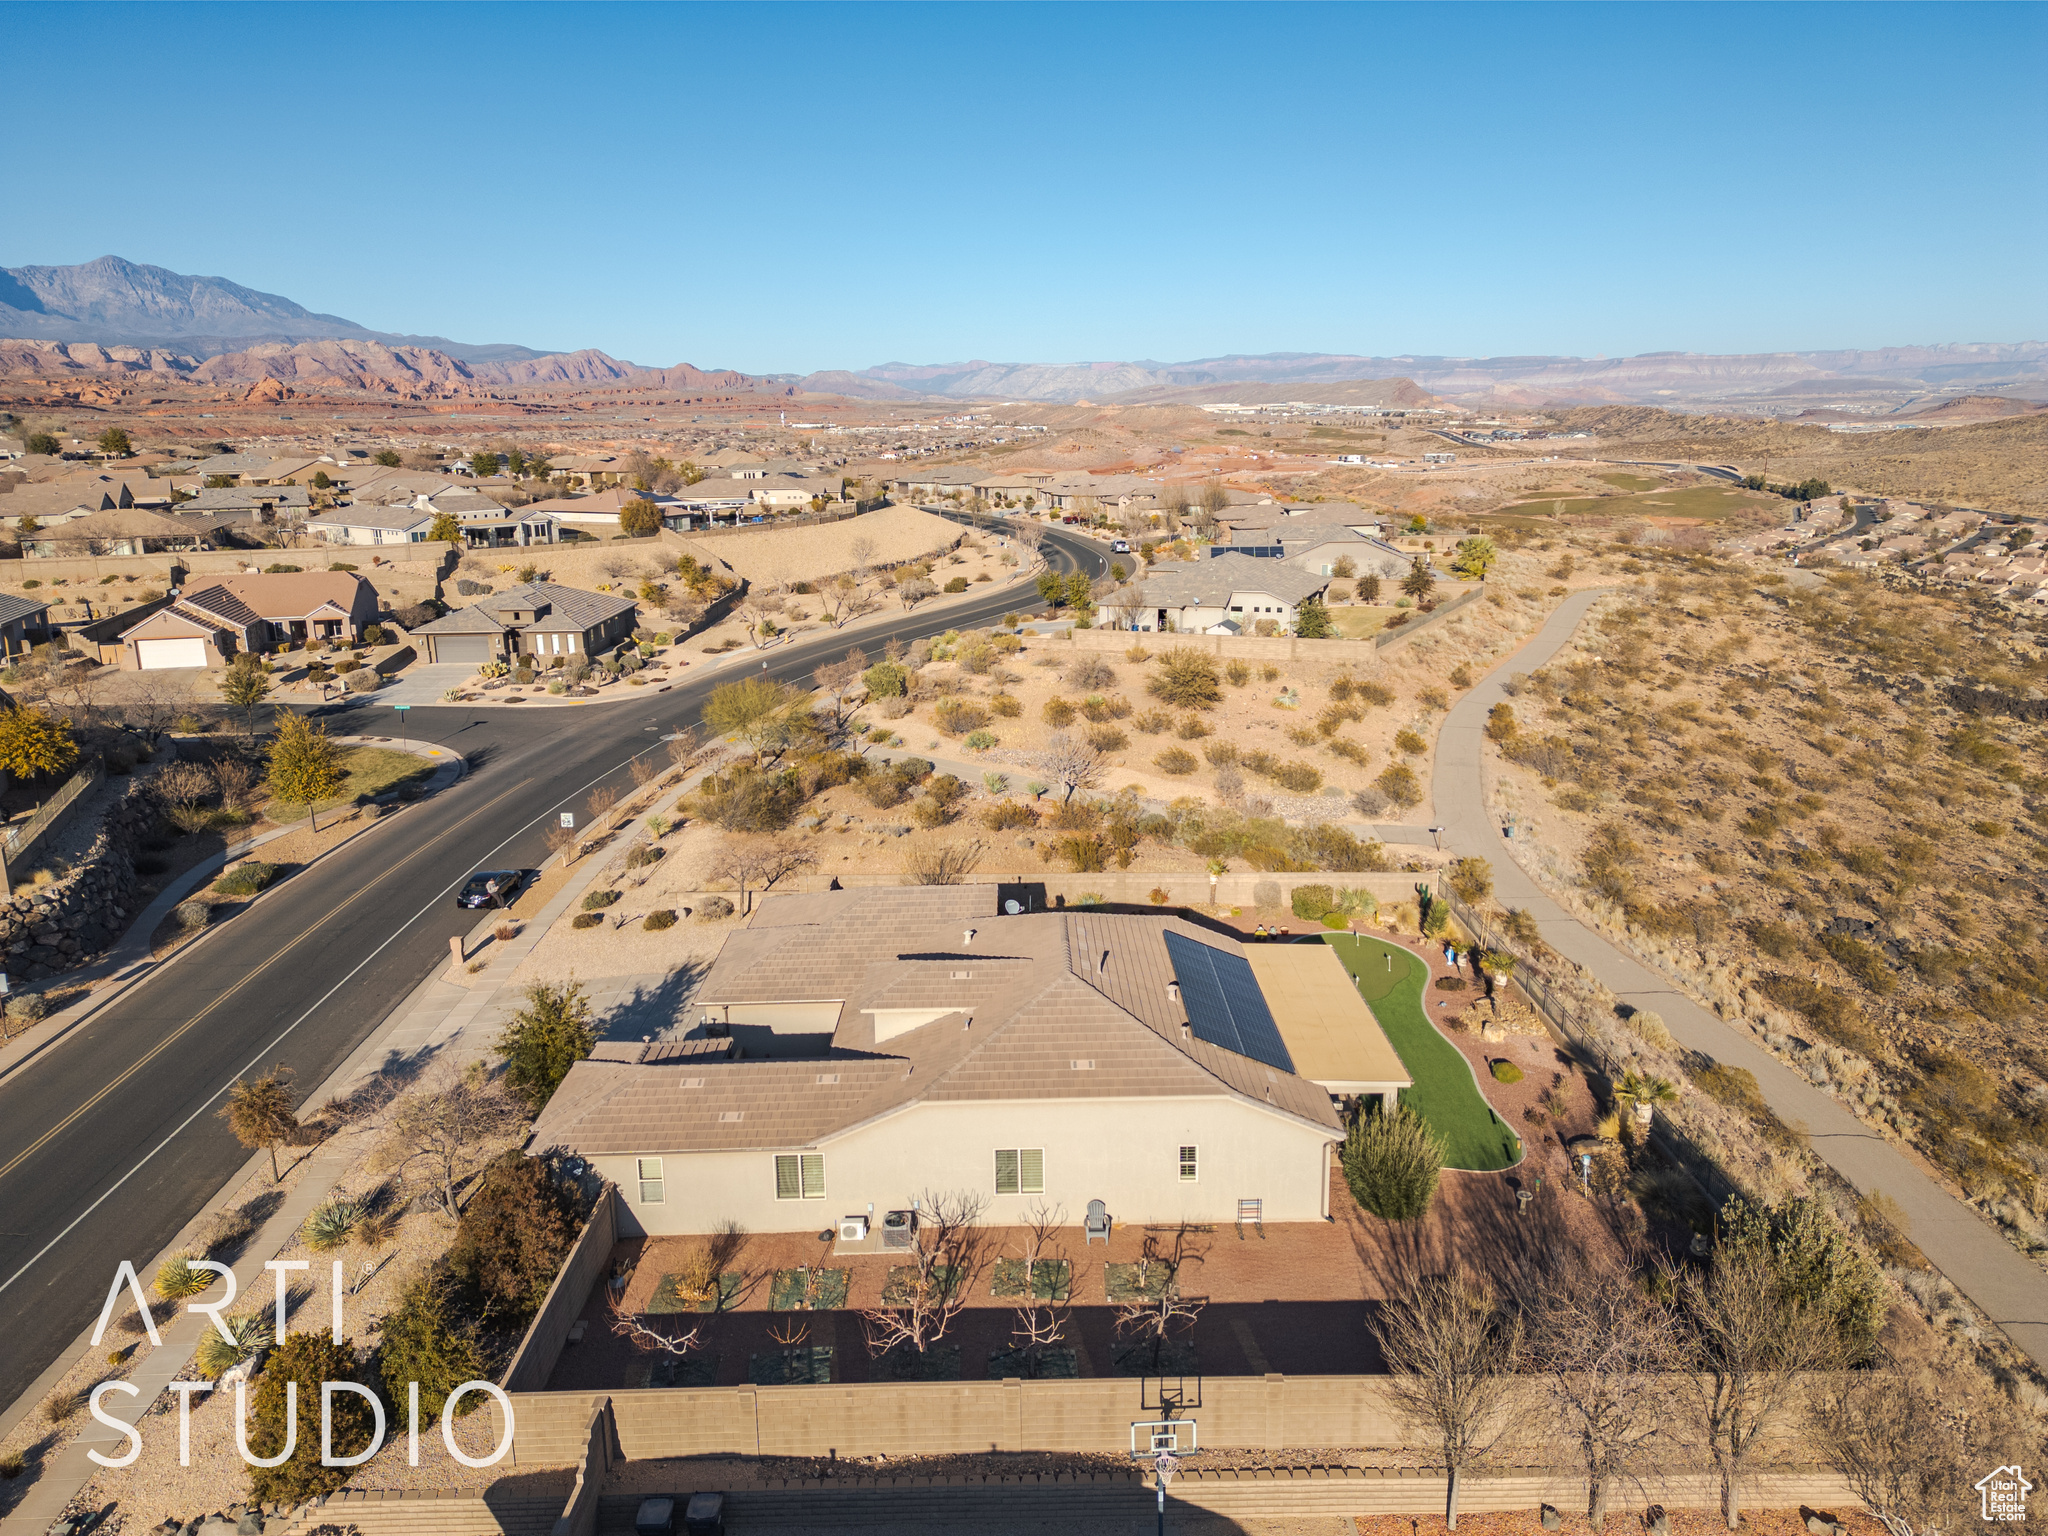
[1163,932,1295,1074]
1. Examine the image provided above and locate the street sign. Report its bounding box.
[560,813,575,829]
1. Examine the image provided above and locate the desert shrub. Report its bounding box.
[964,729,997,750]
[1066,656,1117,690]
[1225,659,1252,687]
[194,1309,273,1378]
[1446,856,1493,903]
[1042,697,1076,727]
[1719,1194,1885,1358]
[944,575,969,592]
[1202,740,1238,767]
[1821,932,1897,996]
[245,1332,374,1502]
[582,889,621,911]
[1133,707,1171,733]
[699,896,735,920]
[304,1199,365,1252]
[1174,713,1212,740]
[1085,725,1128,752]
[1321,911,1349,929]
[376,1273,484,1421]
[1394,728,1427,755]
[1761,973,1881,1054]
[989,692,1022,717]
[1154,746,1198,775]
[445,1152,586,1324]
[1291,884,1336,919]
[1434,974,1468,992]
[694,763,805,831]
[644,909,677,931]
[43,1388,85,1425]
[1374,763,1421,808]
[1342,1104,1443,1221]
[1626,1009,1673,1048]
[933,698,991,736]
[1269,760,1322,793]
[1490,1060,1524,1083]
[1148,648,1222,709]
[571,912,603,930]
[983,799,1036,830]
[213,861,278,897]
[1251,879,1282,908]
[862,661,908,698]
[154,1253,214,1301]
[624,843,665,869]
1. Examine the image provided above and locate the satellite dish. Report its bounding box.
[1004,899,1022,915]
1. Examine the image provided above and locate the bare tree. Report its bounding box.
[1004,1201,1073,1376]
[847,535,877,574]
[1112,1225,1206,1372]
[1373,1270,1522,1528]
[902,834,984,886]
[607,1281,701,1361]
[1011,518,1045,555]
[860,1188,991,1360]
[812,649,863,723]
[1035,731,1106,803]
[1671,1248,1844,1530]
[1199,482,1230,521]
[371,1060,520,1220]
[1806,1341,2030,1536]
[116,672,187,751]
[708,836,816,914]
[1157,483,1190,533]
[896,576,937,610]
[1527,1263,1681,1528]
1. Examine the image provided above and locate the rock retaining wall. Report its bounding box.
[3,776,149,981]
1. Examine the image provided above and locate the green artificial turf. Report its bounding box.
[1319,933,1522,1172]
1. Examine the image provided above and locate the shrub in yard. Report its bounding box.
[571,912,603,930]
[1291,884,1336,919]
[1085,725,1128,752]
[154,1253,213,1301]
[983,799,1036,830]
[1446,856,1493,903]
[195,1309,274,1379]
[1321,912,1349,929]
[1225,660,1251,687]
[1375,763,1421,808]
[345,667,380,693]
[1154,746,1198,775]
[1394,728,1427,755]
[644,909,677,931]
[933,698,991,736]
[862,661,908,698]
[699,896,735,920]
[1490,1060,1524,1083]
[304,1199,365,1252]
[944,575,969,593]
[213,861,278,897]
[624,844,664,869]
[582,889,621,910]
[1,1448,25,1479]
[1174,713,1212,740]
[1355,679,1395,707]
[1434,974,1468,992]
[989,692,1022,718]
[245,1332,373,1502]
[1342,1104,1444,1221]
[496,980,596,1115]
[964,729,998,750]
[42,1389,84,1425]
[5,990,48,1025]
[445,1152,585,1324]
[376,1273,484,1421]
[1042,697,1076,727]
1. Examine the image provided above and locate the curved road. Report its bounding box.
[0,520,1112,1414]
[1436,590,2048,1366]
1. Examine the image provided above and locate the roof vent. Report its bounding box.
[951,970,972,980]
[815,1073,840,1085]
[682,1077,705,1089]
[1098,950,1110,974]
[1071,1059,1096,1071]
[1167,982,1181,1003]
[718,1111,744,1122]
[963,928,977,946]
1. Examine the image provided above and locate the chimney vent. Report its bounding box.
[963,928,977,946]
[1167,981,1181,1003]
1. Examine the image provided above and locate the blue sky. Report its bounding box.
[3,3,2042,372]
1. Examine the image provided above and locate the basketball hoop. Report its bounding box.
[1153,1446,1182,1485]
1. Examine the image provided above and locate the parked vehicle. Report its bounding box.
[456,869,529,909]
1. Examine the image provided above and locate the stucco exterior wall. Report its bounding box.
[601,1094,1339,1238]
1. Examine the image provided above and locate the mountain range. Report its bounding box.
[2,257,2043,411]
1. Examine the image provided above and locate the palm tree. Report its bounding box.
[1615,1071,1679,1126]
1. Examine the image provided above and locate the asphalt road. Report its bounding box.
[0,520,1111,1414]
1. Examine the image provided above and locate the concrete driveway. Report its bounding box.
[368,661,477,706]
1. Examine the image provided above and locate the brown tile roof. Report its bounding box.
[196,571,366,621]
[531,888,1343,1158]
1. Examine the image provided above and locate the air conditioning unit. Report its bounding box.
[838,1214,869,1244]
[882,1209,917,1249]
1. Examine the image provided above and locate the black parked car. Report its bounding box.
[456,869,529,910]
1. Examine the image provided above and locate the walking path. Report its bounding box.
[0,757,695,1533]
[1434,587,2048,1367]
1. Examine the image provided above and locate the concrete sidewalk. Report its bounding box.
[1434,587,2048,1369]
[0,740,466,1088]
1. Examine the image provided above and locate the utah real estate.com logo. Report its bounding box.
[1978,1466,2033,1524]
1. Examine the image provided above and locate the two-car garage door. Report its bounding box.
[136,638,208,670]
[429,634,497,666]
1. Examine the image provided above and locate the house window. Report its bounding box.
[567,633,579,653]
[775,1152,826,1200]
[995,1148,1045,1195]
[637,1157,665,1203]
[1179,1145,1198,1183]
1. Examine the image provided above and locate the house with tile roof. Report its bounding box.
[114,570,379,667]
[1108,552,1330,634]
[408,580,638,667]
[529,886,1407,1236]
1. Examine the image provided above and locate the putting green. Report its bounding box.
[1318,933,1522,1172]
